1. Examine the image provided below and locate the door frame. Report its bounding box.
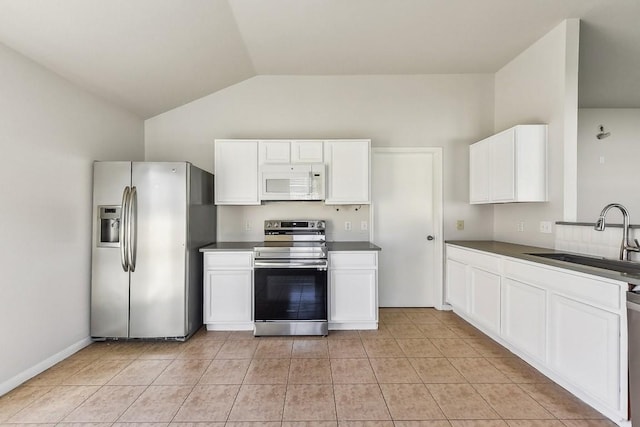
[370,147,445,309]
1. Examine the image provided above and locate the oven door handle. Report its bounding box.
[254,261,328,270]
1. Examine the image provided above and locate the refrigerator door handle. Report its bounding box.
[119,186,131,272]
[127,186,138,272]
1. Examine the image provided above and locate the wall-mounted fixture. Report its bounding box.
[597,125,611,140]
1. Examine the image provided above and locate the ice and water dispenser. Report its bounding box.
[98,206,121,247]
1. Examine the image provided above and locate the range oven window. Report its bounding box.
[254,268,327,321]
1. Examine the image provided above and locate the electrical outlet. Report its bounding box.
[360,220,368,231]
[539,221,553,234]
[456,220,464,231]
[244,221,251,231]
[517,221,525,232]
[344,221,352,231]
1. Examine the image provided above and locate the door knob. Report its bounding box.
[427,235,435,241]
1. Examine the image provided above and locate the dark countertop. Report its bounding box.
[200,241,381,252]
[327,242,382,251]
[199,242,262,252]
[446,240,640,286]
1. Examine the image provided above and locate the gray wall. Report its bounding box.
[0,42,144,393]
[577,108,640,222]
[145,74,496,242]
[492,20,580,248]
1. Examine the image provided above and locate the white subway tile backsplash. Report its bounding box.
[581,227,592,243]
[571,226,583,242]
[555,223,640,260]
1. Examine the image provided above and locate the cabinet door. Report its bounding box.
[324,140,370,204]
[469,140,490,204]
[469,267,501,334]
[446,258,468,313]
[490,130,516,202]
[549,294,620,409]
[329,269,377,322]
[259,141,291,164]
[214,140,259,204]
[514,125,548,202]
[502,278,547,362]
[291,140,323,163]
[204,270,252,324]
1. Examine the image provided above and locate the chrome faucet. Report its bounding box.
[594,203,640,260]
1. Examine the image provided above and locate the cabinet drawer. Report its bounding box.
[330,252,377,269]
[447,246,501,273]
[204,252,253,269]
[504,259,621,311]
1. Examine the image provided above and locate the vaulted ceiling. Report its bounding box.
[0,0,637,118]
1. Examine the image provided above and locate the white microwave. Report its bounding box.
[260,163,325,201]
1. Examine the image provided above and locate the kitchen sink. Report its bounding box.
[526,252,640,276]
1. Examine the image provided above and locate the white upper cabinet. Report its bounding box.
[259,140,291,163]
[214,139,260,205]
[469,140,490,203]
[291,140,324,163]
[259,140,324,164]
[216,139,370,205]
[469,124,547,204]
[324,139,371,204]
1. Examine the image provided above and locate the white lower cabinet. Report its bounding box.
[445,246,501,334]
[469,267,501,334]
[445,258,468,312]
[549,294,621,410]
[501,277,547,362]
[445,244,628,423]
[329,251,378,330]
[203,251,253,331]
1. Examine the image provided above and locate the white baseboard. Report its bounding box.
[329,322,378,330]
[205,322,253,331]
[0,336,93,397]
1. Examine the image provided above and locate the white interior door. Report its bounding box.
[372,148,443,307]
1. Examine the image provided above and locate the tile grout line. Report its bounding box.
[223,333,243,425]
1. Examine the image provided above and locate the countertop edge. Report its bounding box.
[445,240,640,286]
[200,241,381,252]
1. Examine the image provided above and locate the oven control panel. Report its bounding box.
[264,220,325,231]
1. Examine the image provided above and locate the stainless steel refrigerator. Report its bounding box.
[90,161,216,340]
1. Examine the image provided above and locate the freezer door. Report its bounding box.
[91,161,132,338]
[129,162,188,338]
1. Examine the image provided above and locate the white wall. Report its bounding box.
[145,75,495,241]
[577,108,640,222]
[0,43,143,393]
[492,20,580,248]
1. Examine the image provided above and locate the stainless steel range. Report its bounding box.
[253,220,328,336]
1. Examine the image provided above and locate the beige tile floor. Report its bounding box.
[0,308,617,426]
